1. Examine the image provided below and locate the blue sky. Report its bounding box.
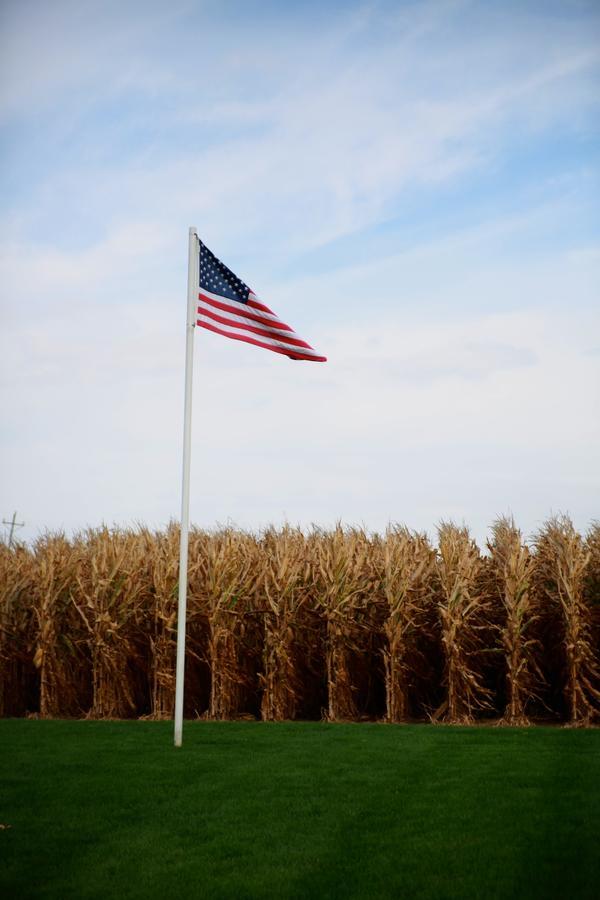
[1,0,599,545]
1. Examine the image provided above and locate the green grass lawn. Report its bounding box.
[1,721,599,899]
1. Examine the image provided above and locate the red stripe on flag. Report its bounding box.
[198,307,313,350]
[198,320,327,362]
[247,295,275,314]
[198,291,293,332]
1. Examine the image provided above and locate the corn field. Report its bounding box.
[1,516,599,725]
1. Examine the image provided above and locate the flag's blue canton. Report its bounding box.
[199,241,250,305]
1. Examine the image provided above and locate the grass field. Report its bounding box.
[1,721,599,899]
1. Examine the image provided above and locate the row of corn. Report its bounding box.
[1,516,598,725]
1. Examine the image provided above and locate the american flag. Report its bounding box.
[197,241,327,362]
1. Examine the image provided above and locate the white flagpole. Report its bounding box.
[174,226,199,747]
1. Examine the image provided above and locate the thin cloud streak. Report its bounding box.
[1,0,599,546]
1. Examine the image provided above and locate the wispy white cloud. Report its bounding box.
[2,0,599,255]
[1,0,599,544]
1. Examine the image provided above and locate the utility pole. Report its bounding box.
[2,511,24,547]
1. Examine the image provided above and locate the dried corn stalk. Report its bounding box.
[198,529,259,719]
[259,526,308,721]
[488,517,542,725]
[318,526,379,721]
[146,525,180,718]
[584,522,600,615]
[0,544,36,716]
[534,516,600,725]
[75,528,150,718]
[32,534,89,717]
[435,523,492,723]
[380,527,436,722]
